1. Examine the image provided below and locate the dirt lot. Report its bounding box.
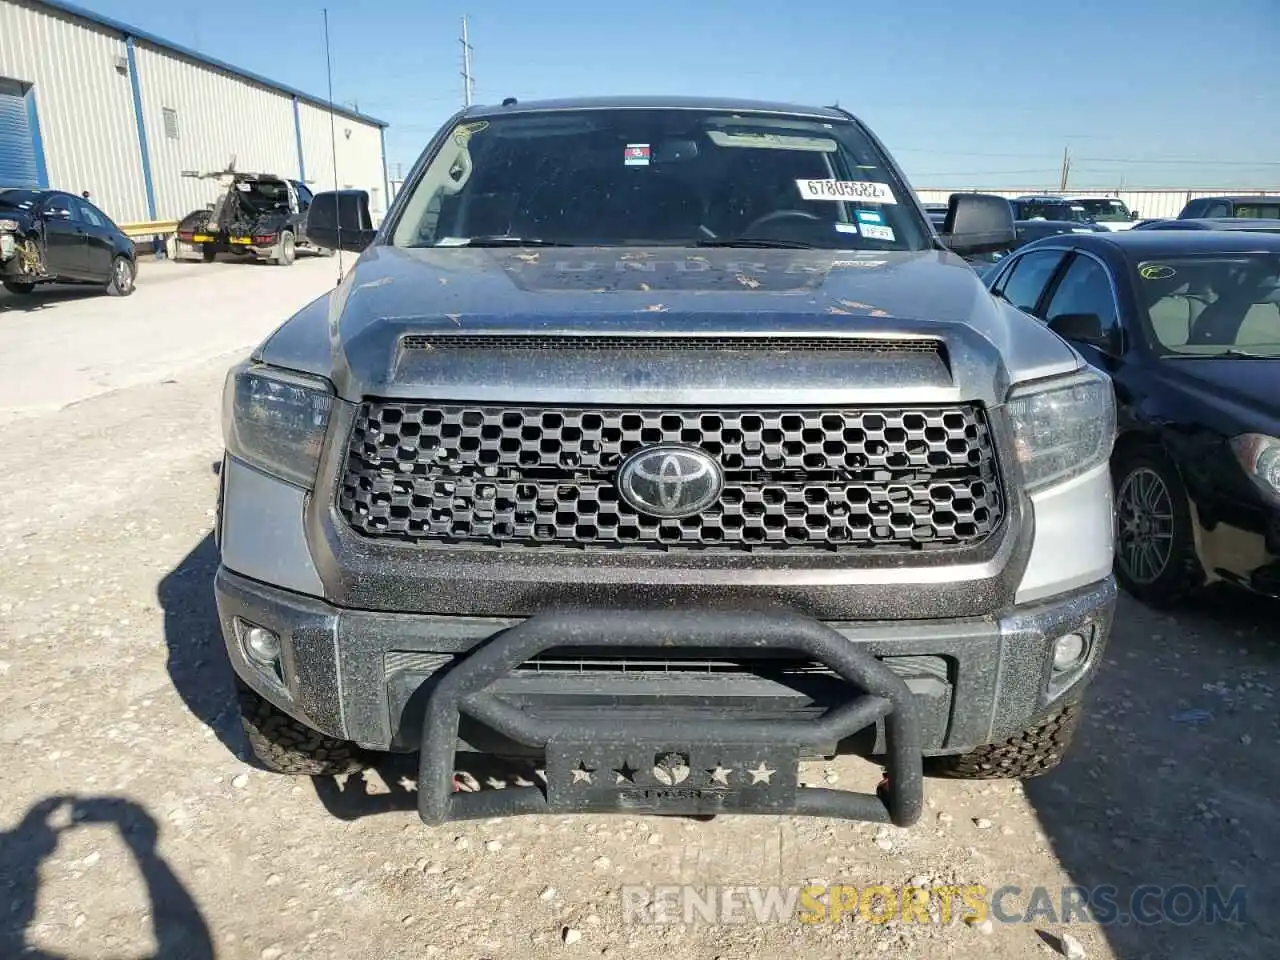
[0,259,1276,959]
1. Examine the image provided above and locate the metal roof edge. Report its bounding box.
[26,0,389,128]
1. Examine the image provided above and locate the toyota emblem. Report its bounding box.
[616,444,724,519]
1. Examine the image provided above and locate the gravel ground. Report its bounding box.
[0,261,1277,959]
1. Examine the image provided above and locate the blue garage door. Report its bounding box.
[0,80,39,187]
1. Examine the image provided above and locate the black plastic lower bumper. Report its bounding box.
[417,610,924,827]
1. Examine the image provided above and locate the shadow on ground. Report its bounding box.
[0,795,213,959]
[0,285,108,313]
[1027,587,1279,959]
[156,463,243,761]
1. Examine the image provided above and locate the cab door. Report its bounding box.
[39,193,90,278]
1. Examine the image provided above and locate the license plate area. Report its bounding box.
[546,740,799,814]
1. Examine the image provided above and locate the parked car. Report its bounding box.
[1059,195,1139,230]
[0,187,137,296]
[1132,217,1280,234]
[175,170,332,265]
[983,230,1280,604]
[1009,196,1095,225]
[1177,196,1280,220]
[214,95,1120,831]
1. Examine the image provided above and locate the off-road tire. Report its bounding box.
[3,279,35,294]
[201,244,218,263]
[926,701,1081,780]
[236,678,363,776]
[273,230,296,266]
[1111,444,1203,607]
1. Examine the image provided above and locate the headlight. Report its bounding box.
[222,362,333,488]
[1005,369,1115,492]
[0,219,19,231]
[1231,434,1280,504]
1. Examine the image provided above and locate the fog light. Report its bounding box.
[1052,632,1087,671]
[243,625,281,665]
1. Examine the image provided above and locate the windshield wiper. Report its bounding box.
[695,238,818,249]
[446,236,576,247]
[1166,347,1278,359]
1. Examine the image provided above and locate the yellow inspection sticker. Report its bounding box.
[191,234,214,242]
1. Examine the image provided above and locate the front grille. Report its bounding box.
[338,402,1003,553]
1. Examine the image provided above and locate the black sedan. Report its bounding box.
[983,230,1280,604]
[1132,217,1280,234]
[0,188,137,296]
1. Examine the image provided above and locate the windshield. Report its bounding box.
[389,109,929,250]
[1014,200,1091,223]
[1071,198,1131,222]
[1234,202,1280,219]
[235,179,291,212]
[1140,254,1280,357]
[0,189,40,212]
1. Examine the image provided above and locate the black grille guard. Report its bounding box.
[418,610,925,826]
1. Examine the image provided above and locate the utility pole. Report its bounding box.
[460,16,475,107]
[1058,145,1071,192]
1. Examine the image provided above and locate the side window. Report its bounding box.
[1205,202,1229,218]
[75,200,105,228]
[1043,255,1120,338]
[42,194,80,222]
[294,182,314,209]
[995,250,1067,316]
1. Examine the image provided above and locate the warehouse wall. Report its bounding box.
[297,101,388,221]
[0,0,148,223]
[133,42,298,221]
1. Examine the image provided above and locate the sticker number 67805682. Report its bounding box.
[796,179,896,204]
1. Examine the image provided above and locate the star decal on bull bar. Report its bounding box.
[707,765,733,786]
[746,761,776,784]
[570,761,595,785]
[613,760,639,784]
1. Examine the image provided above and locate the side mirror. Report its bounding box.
[1048,312,1116,351]
[941,194,1017,256]
[307,189,377,252]
[1130,210,1140,220]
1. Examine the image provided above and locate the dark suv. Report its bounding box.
[214,97,1117,829]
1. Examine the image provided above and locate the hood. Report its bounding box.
[257,245,1082,407]
[1161,357,1280,431]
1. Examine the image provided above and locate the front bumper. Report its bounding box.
[215,567,1115,822]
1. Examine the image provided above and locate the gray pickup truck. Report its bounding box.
[215,96,1117,828]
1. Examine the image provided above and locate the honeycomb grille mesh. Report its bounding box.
[338,403,1004,552]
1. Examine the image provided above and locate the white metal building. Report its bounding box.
[0,0,389,226]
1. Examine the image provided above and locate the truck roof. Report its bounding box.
[461,95,850,121]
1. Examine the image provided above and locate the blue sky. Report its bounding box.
[76,0,1280,190]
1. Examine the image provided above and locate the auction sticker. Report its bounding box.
[624,144,651,166]
[1139,263,1176,280]
[860,223,896,241]
[796,179,896,203]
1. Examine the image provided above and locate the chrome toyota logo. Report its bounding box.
[616,444,724,518]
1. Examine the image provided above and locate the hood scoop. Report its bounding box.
[382,329,957,406]
[399,332,946,359]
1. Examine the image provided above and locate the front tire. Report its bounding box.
[1112,445,1202,606]
[201,244,218,263]
[927,702,1081,780]
[237,678,363,776]
[106,255,135,296]
[3,279,35,295]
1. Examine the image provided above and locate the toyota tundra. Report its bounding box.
[215,96,1117,828]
